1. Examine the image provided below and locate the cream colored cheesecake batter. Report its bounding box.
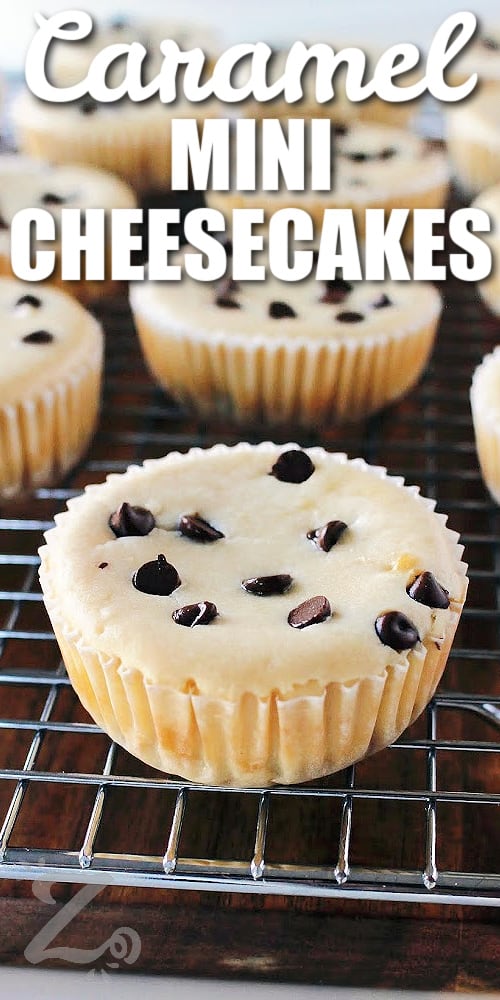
[0,276,102,406]
[40,443,466,702]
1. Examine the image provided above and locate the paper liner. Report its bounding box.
[477,273,500,318]
[131,300,440,425]
[446,131,500,195]
[17,112,184,193]
[471,348,500,503]
[0,349,103,499]
[39,443,468,786]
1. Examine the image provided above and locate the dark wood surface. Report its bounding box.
[0,191,498,989]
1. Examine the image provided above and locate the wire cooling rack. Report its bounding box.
[0,250,499,907]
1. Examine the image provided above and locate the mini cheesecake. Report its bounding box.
[0,156,136,302]
[130,249,441,425]
[0,276,103,497]
[39,443,467,786]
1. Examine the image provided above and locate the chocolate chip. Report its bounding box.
[343,148,397,163]
[40,193,66,206]
[220,237,233,257]
[375,612,419,652]
[321,279,353,304]
[482,36,500,50]
[407,571,450,610]
[80,98,99,115]
[307,520,347,552]
[98,562,108,569]
[216,297,240,309]
[132,554,181,596]
[334,123,349,136]
[269,301,297,319]
[0,214,8,230]
[178,513,224,543]
[215,276,240,309]
[288,595,331,629]
[242,574,293,596]
[372,293,392,309]
[109,502,155,538]
[172,601,218,627]
[336,311,364,323]
[16,294,41,309]
[270,450,315,484]
[345,151,368,163]
[216,295,240,309]
[22,330,54,344]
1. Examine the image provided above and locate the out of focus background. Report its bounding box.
[4,0,500,69]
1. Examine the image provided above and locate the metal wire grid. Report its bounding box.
[0,67,499,899]
[0,271,497,907]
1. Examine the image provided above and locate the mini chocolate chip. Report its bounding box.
[16,294,41,309]
[40,193,66,206]
[375,612,419,652]
[221,238,233,257]
[345,151,368,162]
[288,595,331,629]
[215,276,240,309]
[132,554,181,596]
[80,98,99,115]
[321,279,353,304]
[109,502,155,538]
[372,293,392,309]
[307,520,347,552]
[482,36,500,50]
[270,450,315,484]
[269,301,297,319]
[178,513,224,542]
[343,148,396,163]
[172,601,218,627]
[407,571,450,610]
[22,330,54,344]
[216,296,240,309]
[334,123,349,136]
[242,574,293,596]
[98,562,108,569]
[0,213,8,230]
[336,311,364,323]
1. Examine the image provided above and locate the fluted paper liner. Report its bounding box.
[15,100,199,193]
[39,444,468,786]
[471,348,500,503]
[447,129,500,195]
[132,296,440,425]
[0,349,102,499]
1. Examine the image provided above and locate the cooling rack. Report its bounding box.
[0,231,499,908]
[0,68,498,906]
